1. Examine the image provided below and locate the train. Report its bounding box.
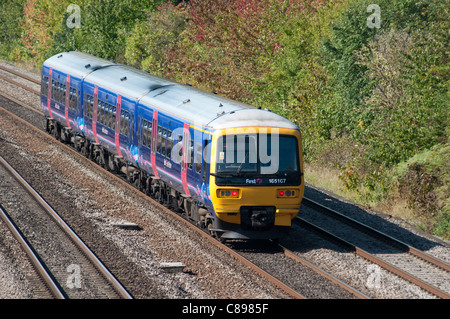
[40,51,304,240]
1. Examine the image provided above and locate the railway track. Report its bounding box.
[0,204,65,299]
[299,198,450,299]
[0,154,132,299]
[0,63,448,299]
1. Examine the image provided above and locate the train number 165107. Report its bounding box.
[269,178,286,184]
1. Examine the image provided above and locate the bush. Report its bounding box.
[395,142,449,238]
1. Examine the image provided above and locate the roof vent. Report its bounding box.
[57,54,63,58]
[85,64,91,68]
[183,99,191,104]
[217,111,225,117]
[219,103,223,107]
[121,76,127,82]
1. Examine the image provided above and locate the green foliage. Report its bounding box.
[395,143,450,238]
[124,2,187,75]
[53,0,164,60]
[0,0,27,59]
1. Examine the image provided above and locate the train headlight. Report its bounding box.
[217,189,240,198]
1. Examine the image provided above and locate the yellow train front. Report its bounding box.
[206,115,304,240]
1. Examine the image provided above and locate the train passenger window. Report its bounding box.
[74,89,78,109]
[105,103,109,125]
[62,83,66,104]
[188,139,194,170]
[141,119,145,145]
[52,80,56,100]
[86,94,91,118]
[112,106,116,130]
[69,88,74,109]
[166,130,173,158]
[195,142,202,174]
[147,122,152,147]
[61,83,64,103]
[58,82,63,103]
[161,128,167,156]
[202,140,210,181]
[99,101,104,124]
[107,104,113,128]
[139,118,144,145]
[105,103,110,127]
[124,112,129,135]
[120,111,126,135]
[157,126,162,154]
[105,102,109,126]
[106,104,111,128]
[55,81,59,102]
[124,111,130,136]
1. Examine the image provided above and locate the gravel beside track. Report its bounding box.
[0,216,49,298]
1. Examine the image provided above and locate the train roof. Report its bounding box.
[43,52,298,131]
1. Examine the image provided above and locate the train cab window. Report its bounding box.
[195,142,202,174]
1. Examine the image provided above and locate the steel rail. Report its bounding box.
[0,153,133,299]
[279,244,370,299]
[302,197,450,272]
[0,65,41,85]
[0,73,40,95]
[0,204,66,299]
[300,197,450,299]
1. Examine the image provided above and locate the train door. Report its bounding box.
[46,68,54,120]
[114,95,122,157]
[64,75,71,129]
[92,86,99,144]
[181,123,191,196]
[151,110,159,178]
